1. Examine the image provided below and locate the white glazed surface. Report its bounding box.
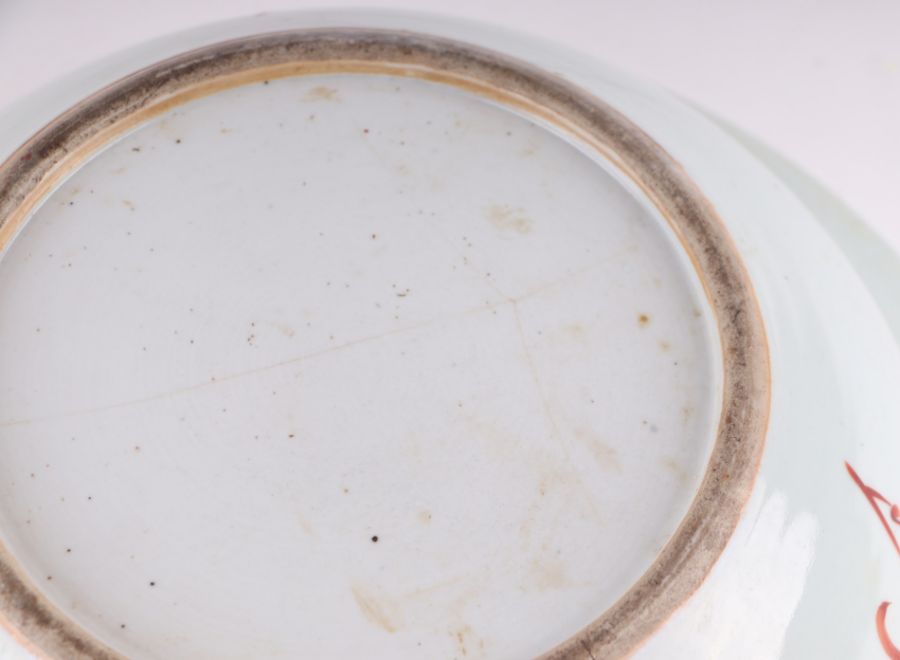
[0,11,899,660]
[0,72,720,658]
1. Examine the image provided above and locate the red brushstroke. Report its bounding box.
[878,602,900,659]
[845,462,900,556]
[845,462,900,658]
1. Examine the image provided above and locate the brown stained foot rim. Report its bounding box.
[0,29,769,659]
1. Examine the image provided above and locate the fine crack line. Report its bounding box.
[0,300,505,429]
[511,300,602,522]
[1,252,625,430]
[511,300,564,447]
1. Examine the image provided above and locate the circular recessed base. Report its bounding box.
[0,30,768,660]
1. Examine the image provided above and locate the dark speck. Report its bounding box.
[263,80,270,85]
[175,139,182,144]
[131,147,141,153]
[120,624,126,629]
[149,581,156,587]
[371,535,379,543]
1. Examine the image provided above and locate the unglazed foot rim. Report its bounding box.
[0,29,770,660]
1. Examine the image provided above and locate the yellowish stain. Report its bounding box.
[638,313,650,327]
[574,428,620,472]
[270,322,295,338]
[530,556,570,590]
[122,200,135,211]
[456,625,470,656]
[303,85,339,102]
[295,511,313,536]
[662,456,690,487]
[417,510,432,524]
[351,586,398,633]
[659,340,671,352]
[487,204,533,235]
[564,323,587,343]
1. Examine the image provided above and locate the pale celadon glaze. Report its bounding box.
[0,10,898,660]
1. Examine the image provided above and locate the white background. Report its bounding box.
[1,0,899,252]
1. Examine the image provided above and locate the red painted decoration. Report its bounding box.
[877,602,900,660]
[845,462,900,556]
[846,462,900,658]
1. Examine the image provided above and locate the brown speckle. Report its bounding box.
[659,340,671,352]
[455,625,474,656]
[638,314,650,327]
